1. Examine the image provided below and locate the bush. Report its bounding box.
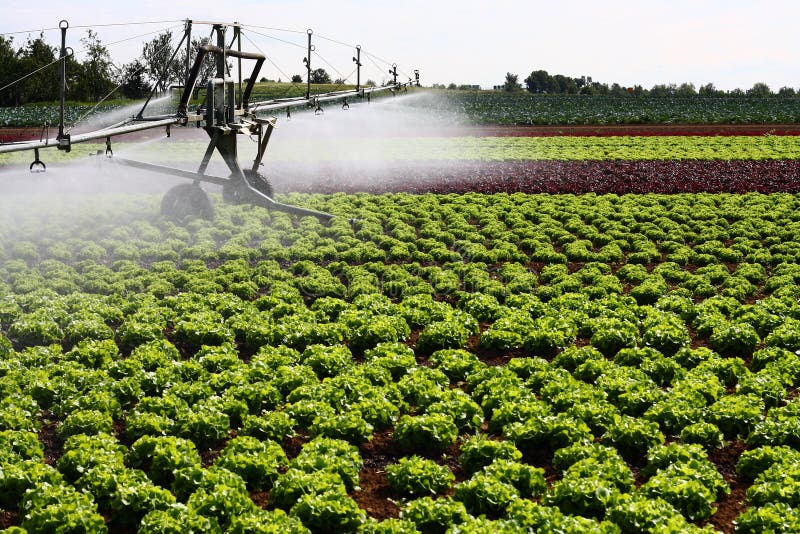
[269,469,347,510]
[641,320,690,356]
[483,459,547,498]
[709,322,760,357]
[737,446,800,482]
[401,497,469,534]
[680,422,724,449]
[735,502,800,534]
[458,435,523,474]
[453,473,519,516]
[311,410,374,444]
[386,455,454,496]
[605,493,692,533]
[394,414,458,453]
[301,344,354,378]
[138,503,221,534]
[127,435,202,487]
[20,483,108,534]
[58,409,114,439]
[589,317,639,356]
[214,436,288,491]
[290,492,366,532]
[545,475,620,519]
[426,390,483,433]
[291,437,363,491]
[504,413,592,454]
[416,320,470,354]
[602,415,664,460]
[706,393,764,439]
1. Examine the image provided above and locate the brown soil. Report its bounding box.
[351,467,401,520]
[355,430,402,519]
[706,440,749,533]
[0,511,18,530]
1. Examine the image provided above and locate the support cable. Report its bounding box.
[0,54,69,93]
[65,33,178,133]
[240,27,306,50]
[242,32,302,100]
[0,19,185,36]
[314,33,354,49]
[240,24,306,35]
[313,50,347,81]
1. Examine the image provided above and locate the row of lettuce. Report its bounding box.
[5,135,800,167]
[2,192,800,531]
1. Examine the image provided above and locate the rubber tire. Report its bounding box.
[160,183,214,223]
[243,169,274,199]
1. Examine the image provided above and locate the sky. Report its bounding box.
[1,0,799,91]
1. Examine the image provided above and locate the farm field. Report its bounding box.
[3,133,800,167]
[1,187,800,532]
[2,87,800,533]
[4,90,800,128]
[406,91,800,126]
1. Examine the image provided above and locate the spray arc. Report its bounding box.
[0,20,421,222]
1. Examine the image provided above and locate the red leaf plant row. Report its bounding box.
[269,160,800,196]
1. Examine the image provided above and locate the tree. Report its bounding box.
[676,82,697,96]
[0,36,22,105]
[119,60,151,99]
[747,82,772,97]
[525,70,554,93]
[365,79,376,87]
[291,74,303,83]
[184,37,217,87]
[502,72,520,92]
[17,34,59,104]
[553,74,578,94]
[649,83,677,97]
[75,30,114,101]
[609,83,628,96]
[142,30,181,91]
[309,68,331,84]
[699,83,722,97]
[778,86,797,97]
[333,78,345,84]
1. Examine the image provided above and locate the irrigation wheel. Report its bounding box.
[223,170,274,205]
[160,183,214,222]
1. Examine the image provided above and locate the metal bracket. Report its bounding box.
[342,98,349,110]
[105,136,113,157]
[252,117,276,172]
[57,133,71,152]
[314,99,324,115]
[29,148,45,173]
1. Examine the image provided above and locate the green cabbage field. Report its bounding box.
[1,188,800,532]
[406,92,800,125]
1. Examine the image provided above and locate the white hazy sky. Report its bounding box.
[2,0,798,91]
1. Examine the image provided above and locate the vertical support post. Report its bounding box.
[353,45,362,92]
[305,29,313,99]
[57,20,69,145]
[212,25,228,127]
[235,23,242,109]
[184,20,192,88]
[390,63,398,86]
[414,69,420,87]
[214,25,226,79]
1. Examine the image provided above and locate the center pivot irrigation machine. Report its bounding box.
[0,19,420,222]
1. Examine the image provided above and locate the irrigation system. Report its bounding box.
[0,19,420,222]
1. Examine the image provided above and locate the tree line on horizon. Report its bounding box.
[498,70,793,97]
[0,30,352,107]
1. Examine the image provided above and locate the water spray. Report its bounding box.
[0,18,419,224]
